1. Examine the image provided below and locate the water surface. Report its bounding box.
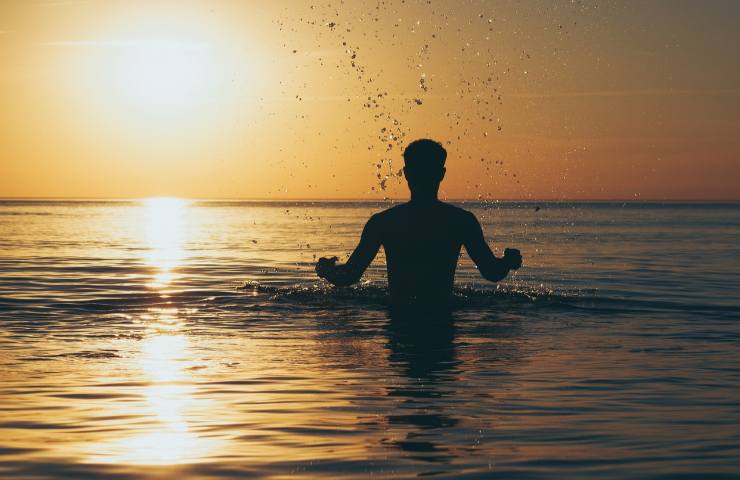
[1,199,739,478]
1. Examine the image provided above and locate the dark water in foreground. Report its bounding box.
[0,199,739,479]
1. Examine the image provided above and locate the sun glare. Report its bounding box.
[110,40,211,112]
[65,10,267,134]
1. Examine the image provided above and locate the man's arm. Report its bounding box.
[316,215,382,286]
[462,212,522,282]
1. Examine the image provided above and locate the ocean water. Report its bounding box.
[0,199,738,479]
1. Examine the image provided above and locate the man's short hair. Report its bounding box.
[403,139,447,171]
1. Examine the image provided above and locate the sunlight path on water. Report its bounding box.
[142,197,187,290]
[84,199,222,464]
[84,315,223,465]
[70,198,211,464]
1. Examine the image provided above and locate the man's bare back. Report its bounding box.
[316,139,522,308]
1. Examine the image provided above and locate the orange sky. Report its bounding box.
[0,0,738,200]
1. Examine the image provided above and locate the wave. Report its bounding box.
[0,281,735,321]
[0,282,577,313]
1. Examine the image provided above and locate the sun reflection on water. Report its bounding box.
[91,332,220,465]
[88,198,222,465]
[90,309,221,465]
[143,197,188,290]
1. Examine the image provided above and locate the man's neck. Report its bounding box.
[409,191,439,204]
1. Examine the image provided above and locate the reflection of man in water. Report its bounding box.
[385,315,458,461]
[316,138,522,308]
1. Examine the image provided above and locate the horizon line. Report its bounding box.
[1,196,739,203]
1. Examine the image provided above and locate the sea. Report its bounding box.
[0,199,738,479]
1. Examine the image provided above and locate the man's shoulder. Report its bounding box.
[438,201,478,221]
[373,202,409,219]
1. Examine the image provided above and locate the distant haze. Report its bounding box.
[0,0,738,200]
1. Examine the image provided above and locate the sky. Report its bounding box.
[0,0,738,200]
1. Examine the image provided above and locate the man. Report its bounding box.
[316,138,522,309]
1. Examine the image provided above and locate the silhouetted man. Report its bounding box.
[316,138,522,309]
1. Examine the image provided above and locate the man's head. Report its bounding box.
[403,139,447,196]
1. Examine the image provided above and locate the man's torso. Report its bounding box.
[370,201,474,304]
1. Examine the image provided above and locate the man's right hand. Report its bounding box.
[503,248,522,270]
[315,256,339,278]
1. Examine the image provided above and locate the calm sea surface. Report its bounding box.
[0,199,738,479]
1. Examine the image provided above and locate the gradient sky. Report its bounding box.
[0,0,738,200]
